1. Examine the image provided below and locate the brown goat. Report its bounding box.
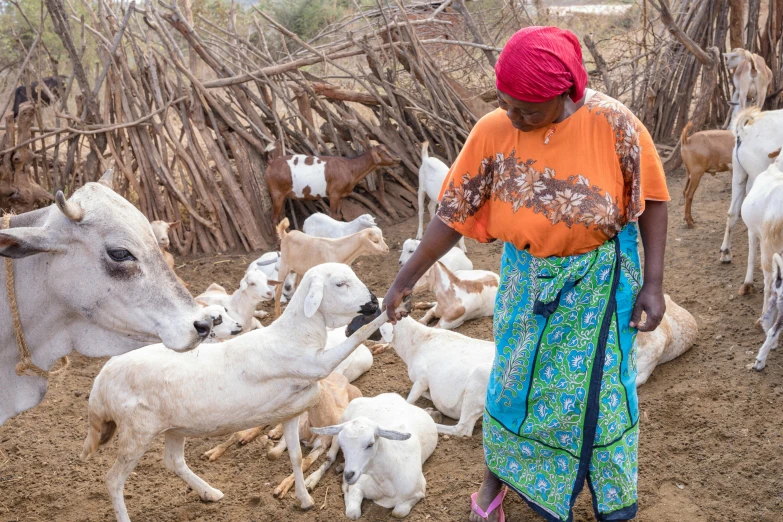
[265,145,399,224]
[680,121,735,228]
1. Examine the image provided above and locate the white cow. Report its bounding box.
[0,172,212,426]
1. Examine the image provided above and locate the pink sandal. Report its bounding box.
[470,487,508,522]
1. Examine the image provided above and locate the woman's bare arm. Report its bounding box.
[631,200,668,331]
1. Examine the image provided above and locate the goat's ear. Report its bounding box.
[239,278,249,291]
[375,427,411,441]
[168,220,181,229]
[310,423,345,436]
[380,323,394,343]
[370,148,381,164]
[0,227,63,259]
[304,278,324,318]
[196,299,209,307]
[267,279,282,287]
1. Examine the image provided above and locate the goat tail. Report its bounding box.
[80,413,116,461]
[733,107,762,139]
[275,217,290,241]
[420,140,430,163]
[679,121,693,146]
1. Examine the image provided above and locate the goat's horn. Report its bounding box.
[97,168,114,188]
[55,191,84,222]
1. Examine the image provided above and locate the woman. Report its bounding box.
[384,26,669,522]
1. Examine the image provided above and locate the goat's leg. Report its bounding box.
[406,379,429,404]
[343,480,366,520]
[720,160,749,263]
[274,439,327,498]
[106,434,151,522]
[418,305,439,325]
[238,425,269,445]
[164,432,223,502]
[739,229,759,295]
[267,423,284,440]
[683,167,705,228]
[282,416,315,510]
[202,432,242,461]
[435,375,485,437]
[427,199,438,224]
[750,314,783,371]
[416,189,426,240]
[304,435,341,491]
[391,492,425,518]
[274,261,290,318]
[267,436,288,460]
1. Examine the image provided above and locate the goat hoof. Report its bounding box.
[299,496,315,511]
[738,283,755,296]
[748,360,766,371]
[685,219,695,229]
[755,318,764,331]
[719,250,732,264]
[200,488,224,502]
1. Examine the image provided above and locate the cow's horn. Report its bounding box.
[97,168,114,188]
[55,191,84,222]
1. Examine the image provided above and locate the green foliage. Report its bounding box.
[271,0,351,41]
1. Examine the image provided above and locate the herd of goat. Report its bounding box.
[2,46,783,522]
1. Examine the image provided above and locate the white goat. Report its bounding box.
[416,262,499,330]
[378,316,492,437]
[328,327,374,383]
[635,295,698,385]
[399,238,473,272]
[719,108,783,273]
[740,159,783,321]
[750,253,783,371]
[250,251,296,303]
[274,217,389,317]
[200,304,244,343]
[724,48,773,121]
[416,141,467,252]
[303,212,377,239]
[79,263,388,522]
[308,393,438,519]
[196,269,277,330]
[149,220,179,270]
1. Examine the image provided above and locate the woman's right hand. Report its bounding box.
[383,279,412,324]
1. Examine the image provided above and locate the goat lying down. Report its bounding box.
[750,253,783,371]
[303,212,377,239]
[307,393,438,520]
[416,262,499,330]
[635,295,698,385]
[196,269,278,331]
[80,263,388,522]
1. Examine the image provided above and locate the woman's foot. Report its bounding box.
[469,467,505,522]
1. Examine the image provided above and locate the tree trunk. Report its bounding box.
[729,0,744,50]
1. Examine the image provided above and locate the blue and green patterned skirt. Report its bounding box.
[484,224,642,522]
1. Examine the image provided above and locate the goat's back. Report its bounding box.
[680,130,734,167]
[658,295,697,365]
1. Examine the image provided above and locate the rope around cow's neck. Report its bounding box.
[2,214,69,378]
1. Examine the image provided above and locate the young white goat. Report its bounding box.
[250,251,296,303]
[200,304,244,343]
[399,238,473,279]
[416,262,499,330]
[360,315,492,437]
[750,253,783,371]
[80,263,387,522]
[307,393,438,519]
[303,212,377,239]
[149,220,187,287]
[196,269,278,330]
[416,141,467,252]
[274,217,389,317]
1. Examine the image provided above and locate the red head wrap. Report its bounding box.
[495,26,588,103]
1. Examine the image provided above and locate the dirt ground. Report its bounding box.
[2,168,782,522]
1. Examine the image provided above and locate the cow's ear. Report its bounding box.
[0,227,63,258]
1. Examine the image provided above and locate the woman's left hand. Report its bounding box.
[630,283,666,332]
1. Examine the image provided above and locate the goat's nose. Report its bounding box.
[193,319,212,340]
[344,471,355,482]
[360,293,379,315]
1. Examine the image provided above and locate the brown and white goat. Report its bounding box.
[266,145,399,224]
[150,220,188,287]
[202,371,361,498]
[636,295,698,385]
[416,262,499,330]
[273,217,389,317]
[679,122,734,228]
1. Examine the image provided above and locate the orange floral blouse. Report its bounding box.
[437,91,670,258]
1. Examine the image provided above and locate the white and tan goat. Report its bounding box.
[307,393,438,519]
[749,253,783,371]
[416,141,467,252]
[415,262,498,330]
[739,159,783,320]
[399,238,473,271]
[719,108,783,274]
[274,217,389,317]
[636,295,698,385]
[724,48,773,120]
[80,263,388,522]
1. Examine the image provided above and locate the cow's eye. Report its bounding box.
[107,249,136,262]
[336,281,346,287]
